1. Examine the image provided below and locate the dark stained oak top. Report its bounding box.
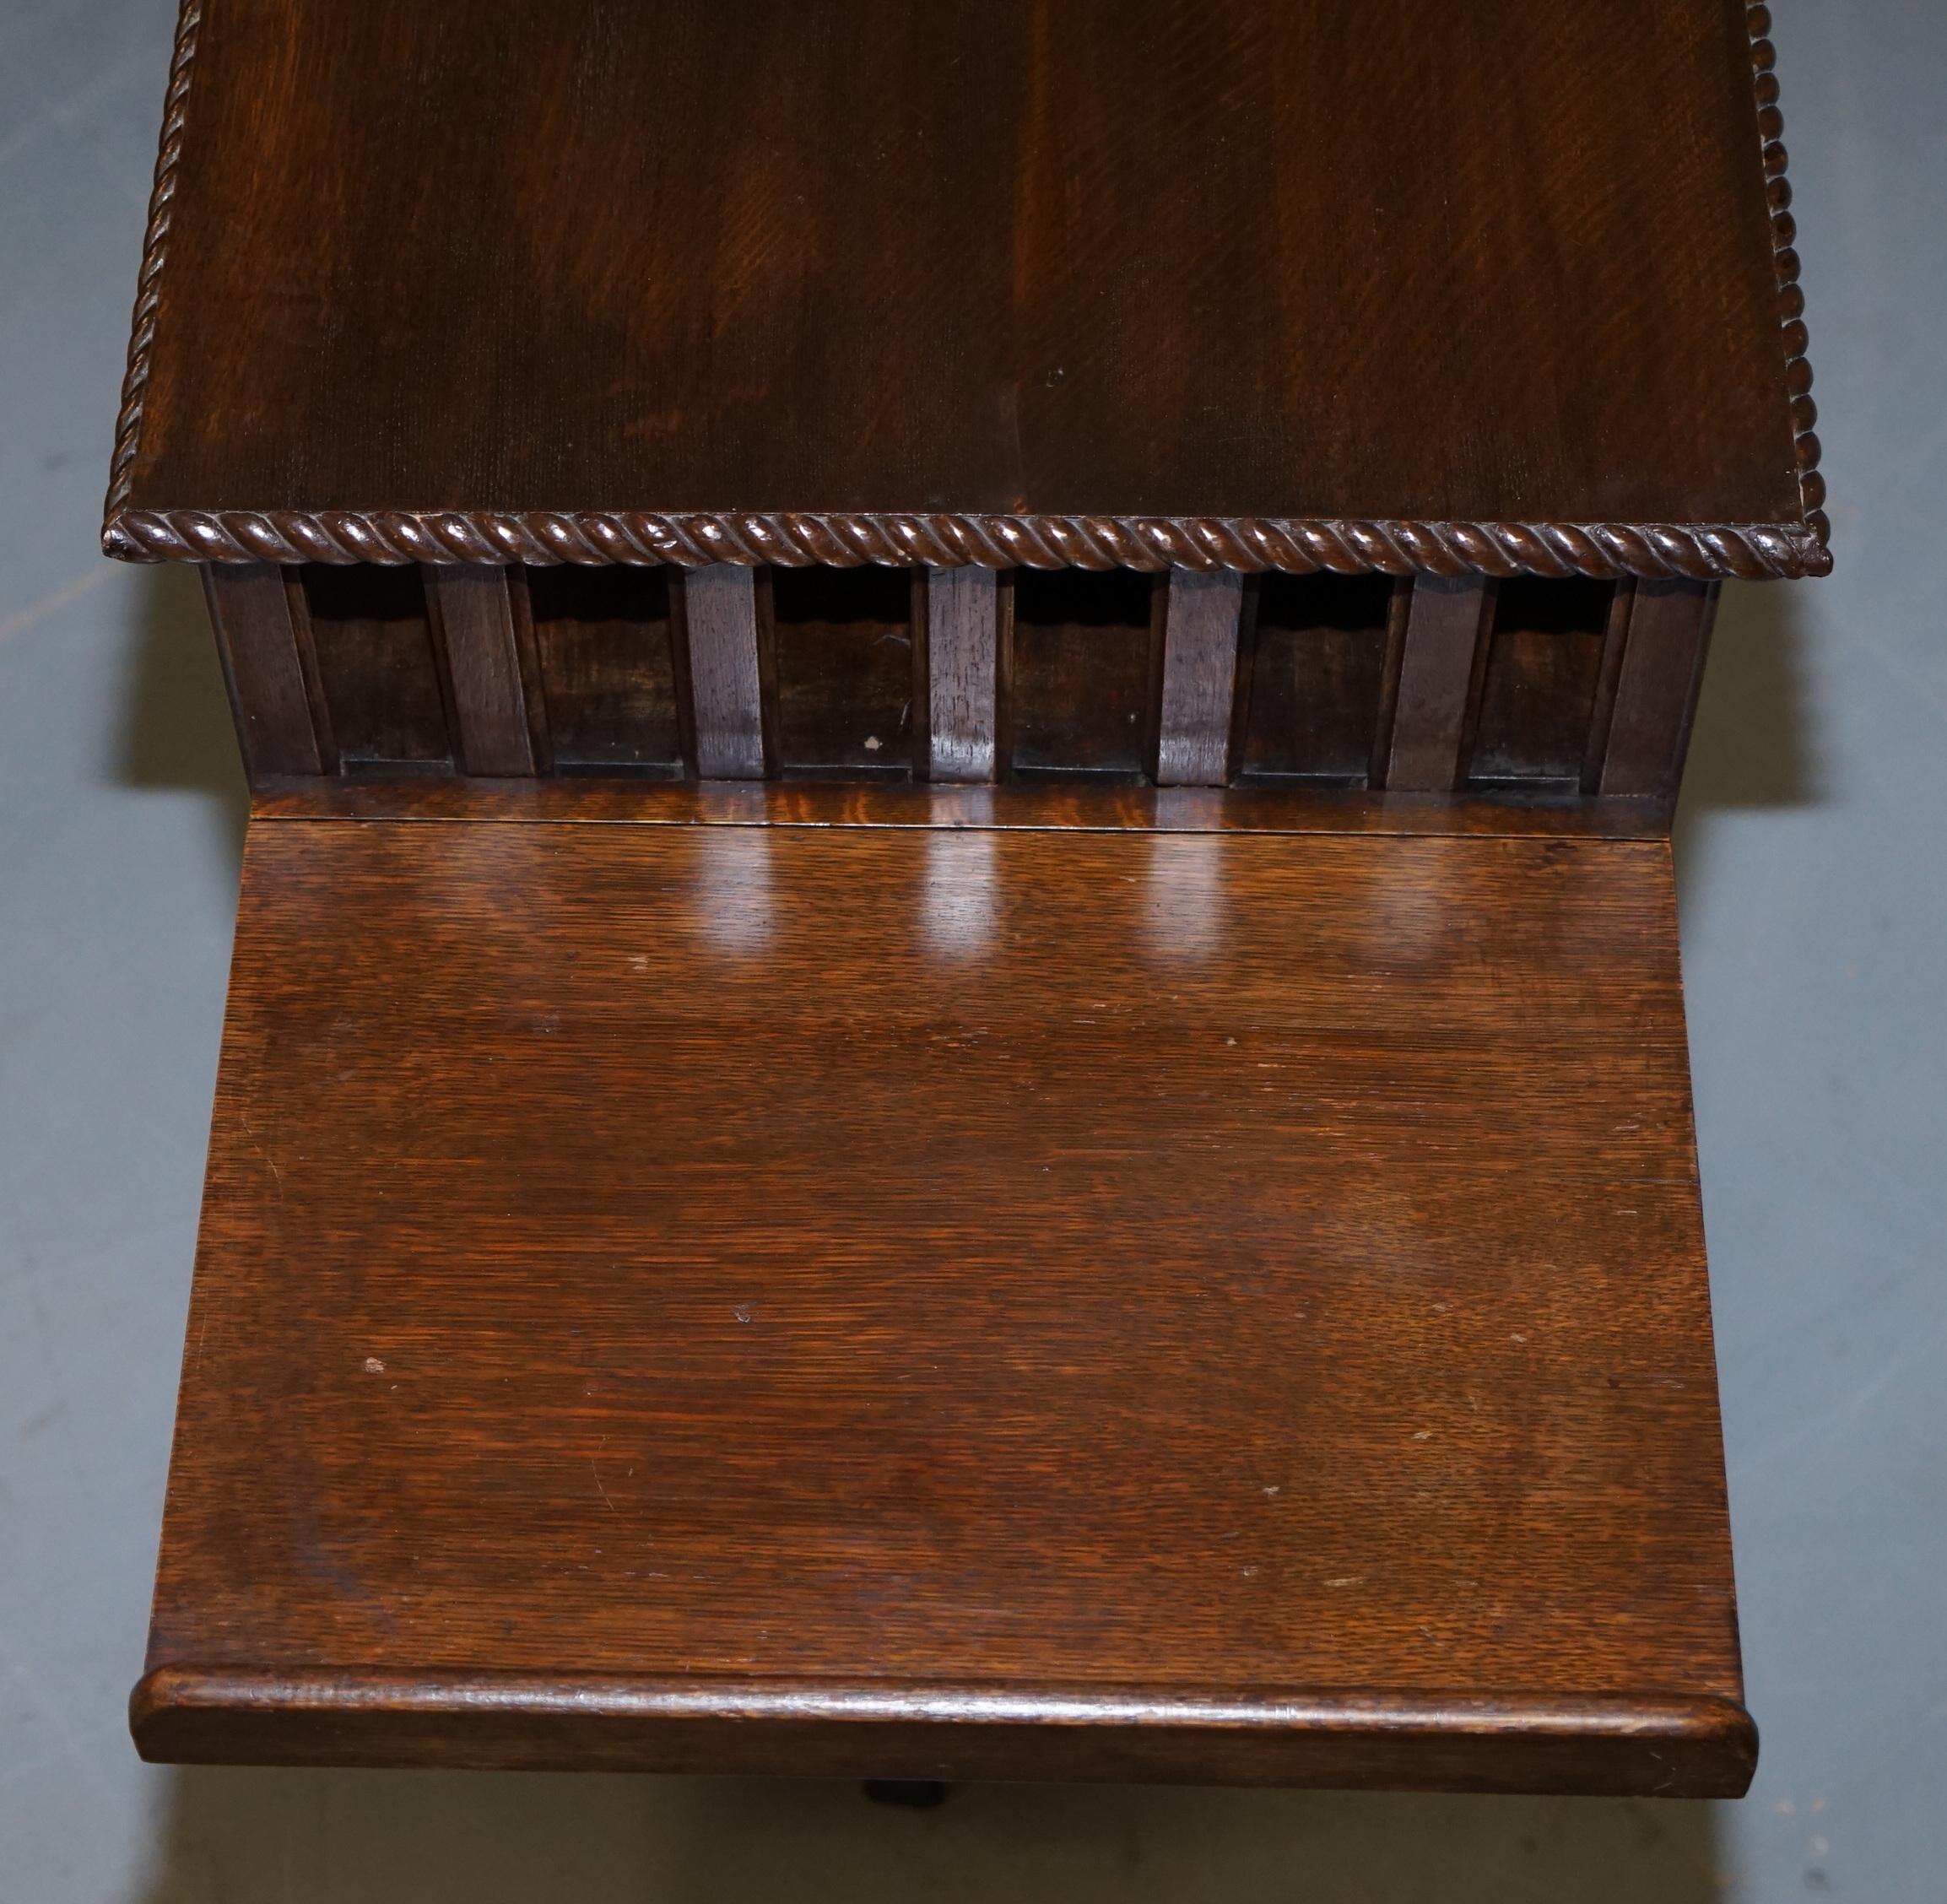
[103,0,1827,578]
[136,818,1754,1793]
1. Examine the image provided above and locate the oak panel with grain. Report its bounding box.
[137,819,1751,1793]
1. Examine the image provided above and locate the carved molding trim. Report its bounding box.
[98,0,1831,583]
[102,0,201,525]
[1750,2,1829,551]
[101,509,1831,579]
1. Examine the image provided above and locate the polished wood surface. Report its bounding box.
[246,776,1675,838]
[138,817,1750,1793]
[109,0,1816,576]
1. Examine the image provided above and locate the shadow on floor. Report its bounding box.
[1674,577,1823,913]
[139,1763,1728,1904]
[116,562,248,871]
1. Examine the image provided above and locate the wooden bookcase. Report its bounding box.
[105,0,1825,1797]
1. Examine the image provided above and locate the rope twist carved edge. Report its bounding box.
[102,0,200,525]
[1750,2,1828,552]
[100,509,1828,578]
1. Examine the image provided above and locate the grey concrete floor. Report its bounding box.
[2,0,1941,1897]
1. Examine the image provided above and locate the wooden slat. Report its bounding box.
[277,571,339,771]
[1599,581,1717,798]
[1367,579,1413,789]
[503,568,554,775]
[424,565,535,776]
[1155,568,1245,787]
[683,565,766,780]
[925,566,998,782]
[1580,579,1637,794]
[1384,577,1492,792]
[201,563,322,778]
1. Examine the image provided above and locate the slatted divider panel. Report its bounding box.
[200,562,1711,813]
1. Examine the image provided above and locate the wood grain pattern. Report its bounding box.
[138,818,1750,1792]
[925,566,998,783]
[424,565,535,776]
[1155,568,1244,787]
[681,565,764,780]
[1385,579,1492,792]
[201,562,320,777]
[1600,581,1718,797]
[104,0,1823,578]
